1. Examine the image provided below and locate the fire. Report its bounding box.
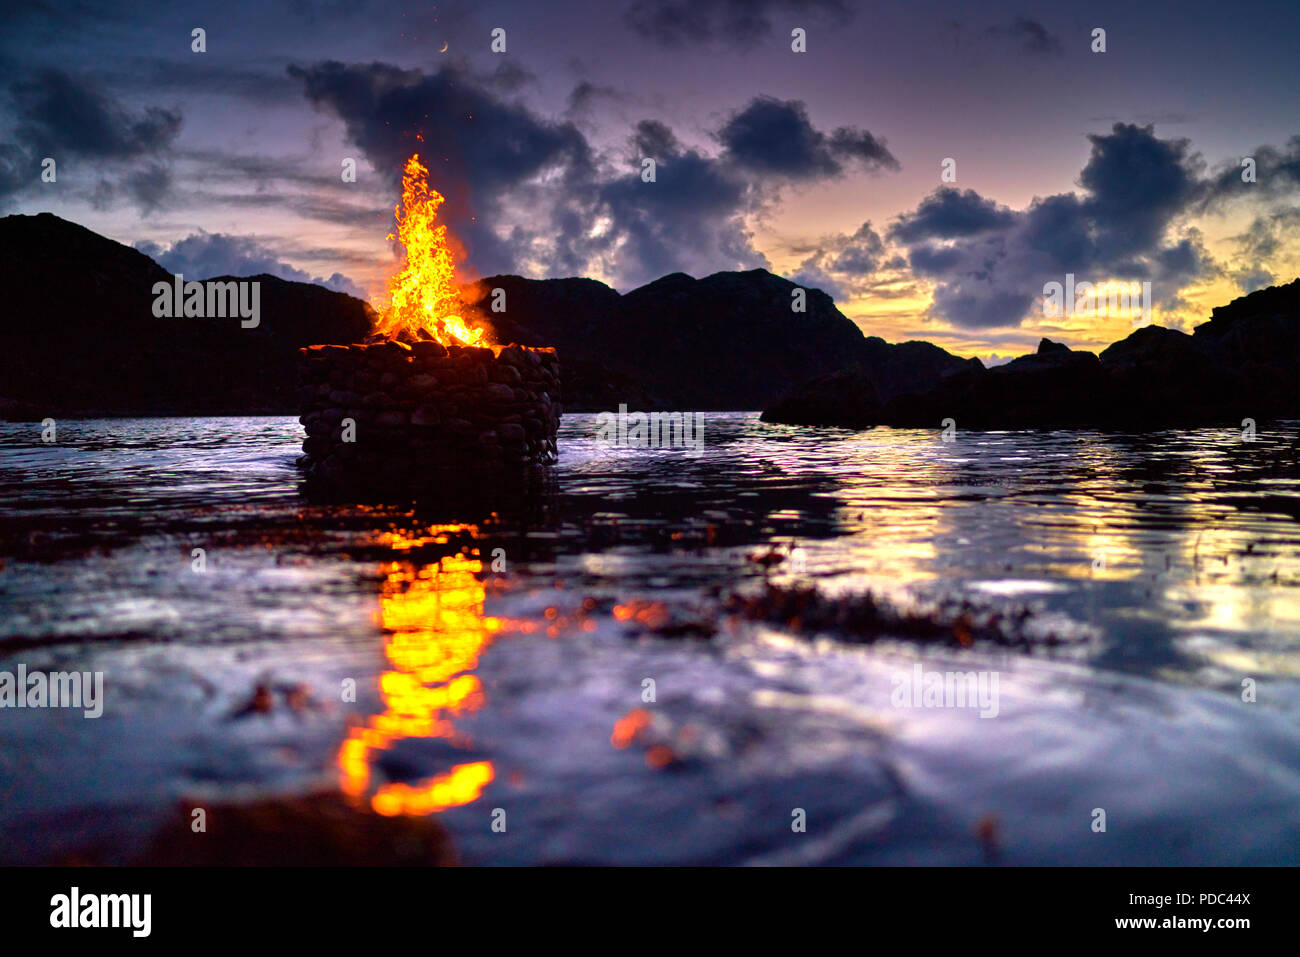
[374,153,486,347]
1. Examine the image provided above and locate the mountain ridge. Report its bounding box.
[0,213,968,416]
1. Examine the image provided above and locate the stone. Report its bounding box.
[296,338,563,486]
[374,410,408,428]
[411,405,441,427]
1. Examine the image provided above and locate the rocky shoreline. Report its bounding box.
[763,278,1300,430]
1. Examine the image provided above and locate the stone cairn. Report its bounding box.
[296,339,561,488]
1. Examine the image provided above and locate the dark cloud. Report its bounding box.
[888,188,1016,243]
[135,230,363,296]
[832,221,885,274]
[633,119,682,158]
[717,97,897,178]
[288,60,888,288]
[289,59,595,276]
[566,80,626,117]
[0,67,181,210]
[1235,269,1274,292]
[482,61,537,95]
[624,0,850,50]
[0,143,28,201]
[1203,135,1300,207]
[894,124,1218,329]
[986,17,1063,56]
[597,124,766,286]
[11,68,181,159]
[1078,122,1203,258]
[122,162,171,213]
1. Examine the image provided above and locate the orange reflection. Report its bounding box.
[339,525,502,815]
[611,708,651,749]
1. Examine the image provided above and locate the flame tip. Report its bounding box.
[376,152,487,348]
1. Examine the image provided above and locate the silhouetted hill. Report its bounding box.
[763,279,1300,429]
[0,213,374,416]
[0,215,969,417]
[467,268,969,410]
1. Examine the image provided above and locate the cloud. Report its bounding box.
[11,68,181,160]
[1235,269,1274,292]
[0,67,181,210]
[1225,207,1300,291]
[1203,135,1300,207]
[483,61,537,95]
[717,97,898,178]
[888,188,1016,243]
[1078,122,1204,258]
[114,162,172,213]
[135,230,363,296]
[289,59,596,276]
[792,221,885,299]
[288,59,895,289]
[0,143,28,201]
[565,80,626,117]
[986,18,1063,56]
[892,124,1217,329]
[624,0,850,50]
[595,120,767,286]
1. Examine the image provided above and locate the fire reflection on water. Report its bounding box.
[338,524,503,816]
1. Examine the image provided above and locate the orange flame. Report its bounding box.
[374,153,486,346]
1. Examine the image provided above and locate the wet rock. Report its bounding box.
[760,365,883,428]
[726,582,1087,649]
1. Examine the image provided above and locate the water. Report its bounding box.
[1,414,1298,864]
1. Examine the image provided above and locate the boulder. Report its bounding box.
[760,365,883,428]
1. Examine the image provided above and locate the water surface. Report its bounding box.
[1,414,1298,864]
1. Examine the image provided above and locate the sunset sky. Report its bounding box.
[3,0,1298,362]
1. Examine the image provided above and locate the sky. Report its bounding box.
[2,0,1299,362]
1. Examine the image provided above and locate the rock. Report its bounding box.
[374,410,408,428]
[404,373,439,394]
[410,340,448,358]
[410,405,441,426]
[760,365,883,428]
[765,278,1300,430]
